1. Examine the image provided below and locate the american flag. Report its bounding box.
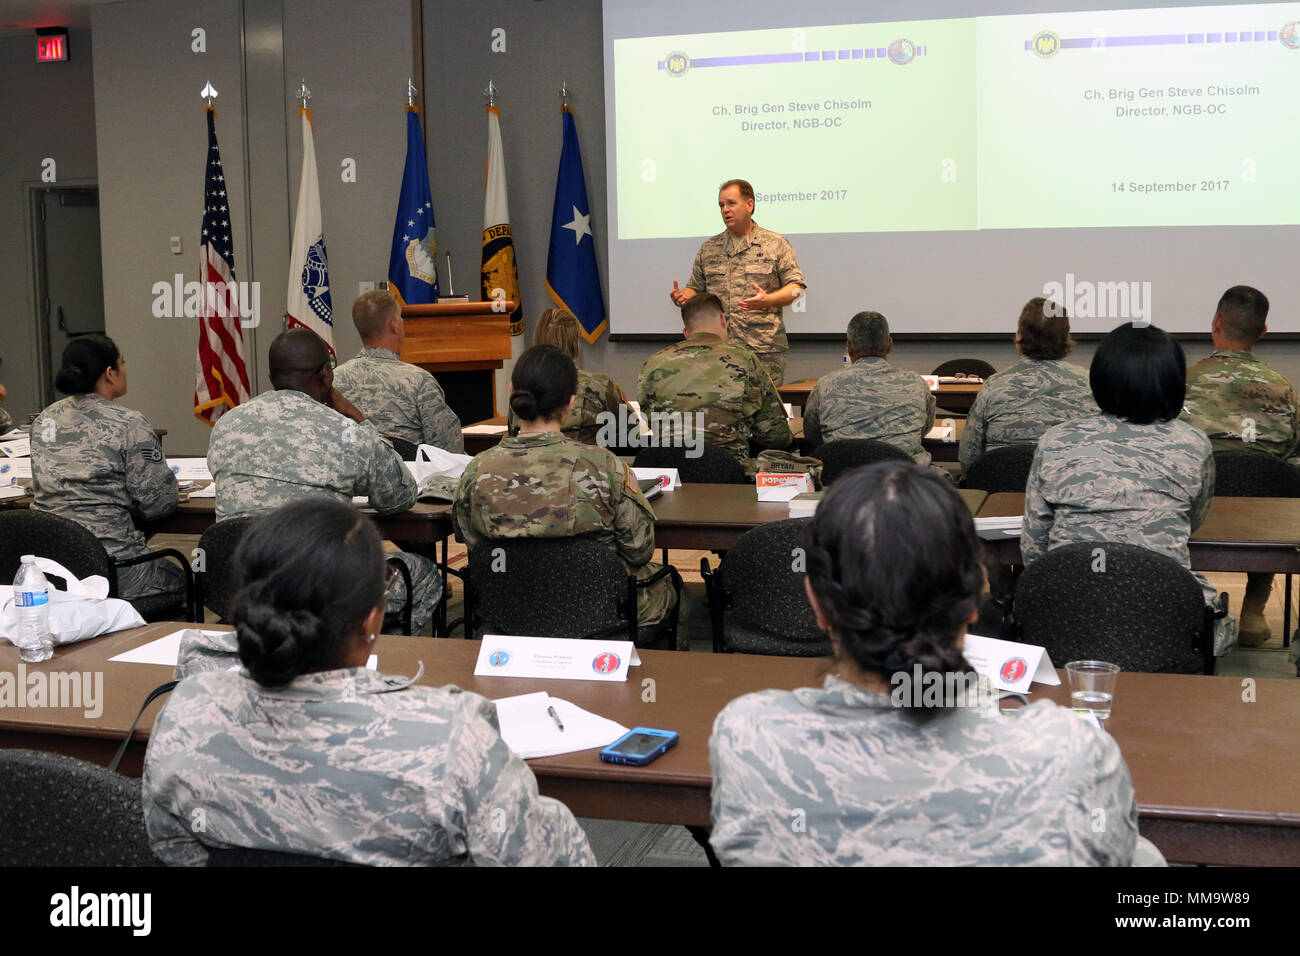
[193,106,251,425]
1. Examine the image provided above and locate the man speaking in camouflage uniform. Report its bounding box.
[208,328,441,631]
[333,289,464,453]
[669,179,806,385]
[803,311,936,464]
[639,293,792,475]
[1181,286,1299,646]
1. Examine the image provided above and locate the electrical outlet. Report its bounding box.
[170,236,183,254]
[358,281,376,294]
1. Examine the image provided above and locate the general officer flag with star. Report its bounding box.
[388,107,439,304]
[546,105,606,343]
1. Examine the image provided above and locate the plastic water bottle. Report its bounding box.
[12,555,53,663]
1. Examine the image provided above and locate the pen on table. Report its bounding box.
[547,705,565,732]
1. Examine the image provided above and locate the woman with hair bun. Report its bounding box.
[454,345,678,644]
[143,498,594,866]
[30,335,184,606]
[709,461,1163,866]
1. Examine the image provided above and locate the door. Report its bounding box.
[34,187,105,405]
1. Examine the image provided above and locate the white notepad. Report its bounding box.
[492,691,629,760]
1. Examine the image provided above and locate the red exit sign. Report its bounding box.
[37,34,68,62]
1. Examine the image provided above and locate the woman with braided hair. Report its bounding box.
[708,461,1163,866]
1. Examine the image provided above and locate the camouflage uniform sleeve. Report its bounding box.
[923,386,936,434]
[357,422,418,515]
[123,415,179,520]
[802,383,823,447]
[686,245,706,294]
[959,387,989,473]
[1021,443,1052,566]
[451,461,481,551]
[1283,384,1300,463]
[749,358,793,450]
[773,235,806,290]
[141,780,209,866]
[417,374,464,453]
[611,458,656,568]
[1065,719,1142,865]
[605,375,629,417]
[1190,442,1214,532]
[446,693,595,866]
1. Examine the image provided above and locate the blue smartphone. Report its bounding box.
[599,727,679,766]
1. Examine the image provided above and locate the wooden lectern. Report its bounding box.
[399,301,514,425]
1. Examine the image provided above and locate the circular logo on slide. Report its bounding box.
[1000,657,1028,683]
[664,51,691,77]
[888,39,916,65]
[593,652,622,674]
[1032,30,1061,58]
[488,650,510,669]
[1281,23,1300,50]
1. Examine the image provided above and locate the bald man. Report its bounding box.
[208,328,441,632]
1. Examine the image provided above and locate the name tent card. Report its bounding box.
[474,634,641,682]
[961,633,1061,694]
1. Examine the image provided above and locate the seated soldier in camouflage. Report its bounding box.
[709,462,1162,866]
[455,345,678,644]
[959,297,1097,473]
[803,311,935,464]
[332,289,464,452]
[143,499,594,866]
[30,335,185,606]
[1181,285,1299,646]
[638,293,791,475]
[506,308,628,445]
[209,328,440,633]
[1024,322,1235,656]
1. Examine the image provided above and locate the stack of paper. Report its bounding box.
[462,423,508,436]
[167,458,212,481]
[493,691,629,760]
[0,435,31,458]
[925,423,955,441]
[973,515,1022,536]
[788,491,822,516]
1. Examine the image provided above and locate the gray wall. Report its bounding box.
[8,1,1294,452]
[0,28,97,425]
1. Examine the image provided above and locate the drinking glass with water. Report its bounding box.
[1065,660,1120,720]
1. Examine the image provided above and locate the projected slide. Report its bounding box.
[613,19,978,238]
[979,5,1300,228]
[611,2,1300,238]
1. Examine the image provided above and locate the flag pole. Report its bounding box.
[407,77,417,109]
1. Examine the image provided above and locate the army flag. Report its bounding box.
[388,107,439,304]
[481,104,522,336]
[194,106,252,426]
[546,105,605,343]
[286,105,334,350]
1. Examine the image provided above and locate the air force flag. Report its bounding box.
[389,107,439,304]
[546,105,606,343]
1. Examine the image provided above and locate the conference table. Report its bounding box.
[780,378,982,415]
[462,415,967,463]
[976,492,1300,574]
[1,621,1296,866]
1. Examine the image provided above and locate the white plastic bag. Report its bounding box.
[0,557,145,647]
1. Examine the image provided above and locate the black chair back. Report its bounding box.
[0,750,157,866]
[931,358,996,380]
[465,538,634,641]
[963,444,1038,493]
[1010,542,1209,673]
[196,516,257,621]
[703,518,830,657]
[1211,449,1300,498]
[0,510,113,590]
[810,439,910,486]
[633,443,748,484]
